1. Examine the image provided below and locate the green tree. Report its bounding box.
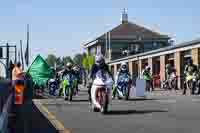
[63,56,73,65]
[73,54,83,65]
[82,54,95,71]
[82,55,89,71]
[46,54,57,66]
[56,57,62,65]
[88,55,95,70]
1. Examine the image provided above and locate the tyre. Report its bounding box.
[171,79,177,90]
[188,80,193,91]
[124,86,129,100]
[93,107,100,112]
[117,91,122,100]
[64,87,68,101]
[101,93,108,114]
[69,87,73,102]
[162,81,169,90]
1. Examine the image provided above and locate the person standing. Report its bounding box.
[12,62,24,86]
[142,65,154,92]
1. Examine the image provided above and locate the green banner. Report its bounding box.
[27,55,53,86]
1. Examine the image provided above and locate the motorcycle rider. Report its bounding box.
[73,65,81,93]
[62,62,74,79]
[183,59,198,95]
[113,62,131,98]
[165,63,177,90]
[88,54,113,104]
[48,67,58,96]
[196,65,200,95]
[166,63,173,81]
[60,62,74,98]
[142,65,153,91]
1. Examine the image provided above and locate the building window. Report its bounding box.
[129,44,140,54]
[143,43,154,51]
[153,42,157,47]
[183,50,191,58]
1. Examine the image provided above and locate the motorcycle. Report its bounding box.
[169,72,177,90]
[91,70,113,114]
[48,78,58,96]
[186,74,197,95]
[73,75,79,94]
[196,77,200,95]
[162,72,177,90]
[116,74,130,100]
[62,74,76,101]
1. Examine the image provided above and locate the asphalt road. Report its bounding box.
[41,89,200,133]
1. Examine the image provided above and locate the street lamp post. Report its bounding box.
[0,41,17,78]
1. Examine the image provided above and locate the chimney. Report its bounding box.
[121,8,128,24]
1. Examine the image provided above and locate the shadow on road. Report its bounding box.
[72,99,89,102]
[105,109,168,115]
[127,98,157,101]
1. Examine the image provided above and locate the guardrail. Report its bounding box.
[0,80,13,133]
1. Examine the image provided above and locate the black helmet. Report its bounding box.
[187,58,193,65]
[95,54,105,67]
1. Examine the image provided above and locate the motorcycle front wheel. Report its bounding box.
[68,87,73,101]
[101,92,109,114]
[125,87,129,100]
[63,86,68,101]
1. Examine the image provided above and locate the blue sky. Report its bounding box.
[0,0,200,63]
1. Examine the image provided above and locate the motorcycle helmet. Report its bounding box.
[120,62,127,72]
[73,65,80,72]
[66,62,73,70]
[95,54,105,67]
[166,64,171,69]
[145,65,151,71]
[187,58,193,65]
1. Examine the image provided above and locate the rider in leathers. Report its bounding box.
[166,64,174,81]
[60,62,74,97]
[113,63,131,98]
[196,65,200,95]
[88,54,113,104]
[165,63,177,90]
[73,65,81,93]
[183,59,197,95]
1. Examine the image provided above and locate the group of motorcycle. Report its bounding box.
[47,62,132,114]
[162,71,177,91]
[162,69,200,95]
[184,73,200,95]
[48,70,79,101]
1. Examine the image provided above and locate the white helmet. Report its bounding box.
[66,62,73,70]
[73,65,80,72]
[120,62,127,71]
[145,65,150,70]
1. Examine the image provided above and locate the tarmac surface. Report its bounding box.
[40,89,200,133]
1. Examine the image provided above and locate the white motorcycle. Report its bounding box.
[91,70,113,113]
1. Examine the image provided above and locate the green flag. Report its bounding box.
[27,55,53,86]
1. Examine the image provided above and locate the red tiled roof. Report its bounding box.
[84,22,170,47]
[100,22,169,40]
